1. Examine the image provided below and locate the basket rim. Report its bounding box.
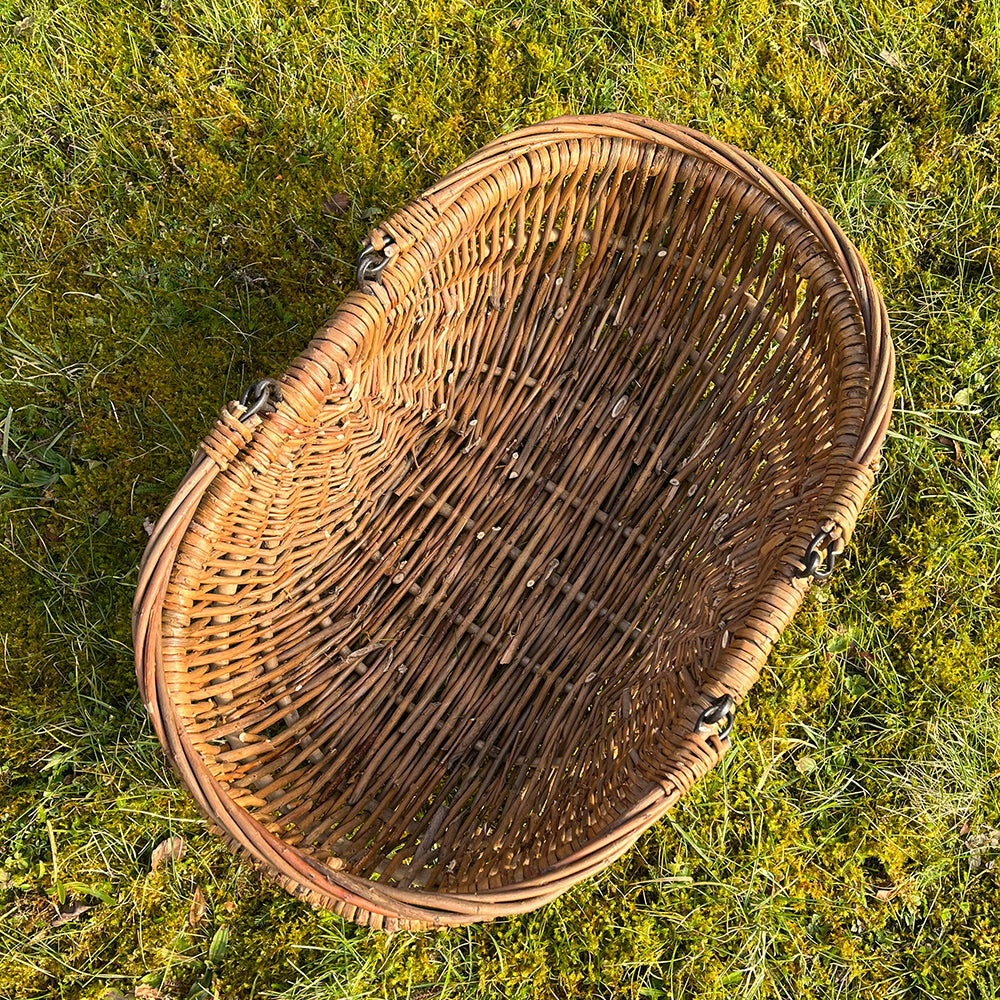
[134,113,895,930]
[369,113,892,469]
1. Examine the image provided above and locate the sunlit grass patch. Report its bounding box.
[2,0,1000,997]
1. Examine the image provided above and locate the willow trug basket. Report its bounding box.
[134,114,894,930]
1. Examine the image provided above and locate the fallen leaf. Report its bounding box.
[321,192,351,219]
[52,901,93,927]
[134,987,170,1000]
[142,517,157,536]
[230,266,268,290]
[807,35,829,58]
[223,899,236,913]
[150,836,186,871]
[967,828,1000,871]
[188,885,207,927]
[880,50,903,69]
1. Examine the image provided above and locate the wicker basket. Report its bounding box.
[134,114,893,930]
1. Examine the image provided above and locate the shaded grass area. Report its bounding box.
[1,0,999,997]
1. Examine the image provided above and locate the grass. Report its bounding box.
[1,0,1000,997]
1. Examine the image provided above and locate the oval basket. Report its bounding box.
[134,114,893,930]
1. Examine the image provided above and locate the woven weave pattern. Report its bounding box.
[134,115,893,929]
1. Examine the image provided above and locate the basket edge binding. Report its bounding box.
[370,113,894,468]
[134,113,895,930]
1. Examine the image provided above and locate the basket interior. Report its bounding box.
[163,138,866,893]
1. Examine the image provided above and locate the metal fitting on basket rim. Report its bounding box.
[239,378,282,421]
[356,240,396,286]
[797,527,845,581]
[695,693,736,741]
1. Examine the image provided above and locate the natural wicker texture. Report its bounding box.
[134,114,893,930]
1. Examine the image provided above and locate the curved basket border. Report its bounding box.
[134,114,894,930]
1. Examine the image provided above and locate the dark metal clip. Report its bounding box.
[798,528,844,581]
[356,240,394,286]
[239,378,282,421]
[695,693,736,741]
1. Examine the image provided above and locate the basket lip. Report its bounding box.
[370,112,893,468]
[134,114,895,929]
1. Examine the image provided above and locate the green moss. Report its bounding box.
[2,0,1000,997]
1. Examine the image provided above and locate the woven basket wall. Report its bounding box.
[134,114,894,930]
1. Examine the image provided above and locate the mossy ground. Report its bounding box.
[2,1,999,997]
